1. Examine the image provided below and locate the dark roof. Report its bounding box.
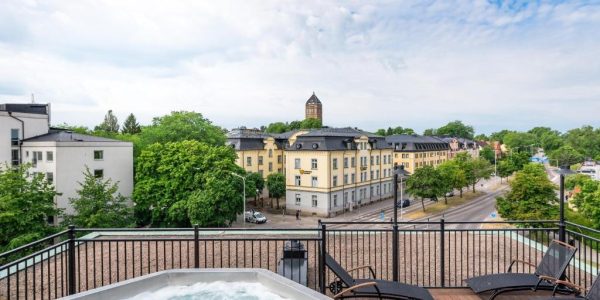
[385,134,449,152]
[435,136,477,148]
[22,131,126,143]
[227,128,273,151]
[288,127,390,151]
[306,92,322,105]
[0,103,49,115]
[227,128,271,139]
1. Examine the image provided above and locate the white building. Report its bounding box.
[1,103,133,223]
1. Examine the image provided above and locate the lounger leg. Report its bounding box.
[488,289,500,300]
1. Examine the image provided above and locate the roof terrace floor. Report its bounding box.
[429,288,566,299]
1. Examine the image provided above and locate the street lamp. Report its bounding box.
[229,172,246,227]
[393,165,410,224]
[557,165,575,243]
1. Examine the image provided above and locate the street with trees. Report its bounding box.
[437,160,467,202]
[405,165,445,211]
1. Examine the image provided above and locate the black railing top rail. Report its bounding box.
[74,227,321,232]
[320,220,559,225]
[0,229,69,260]
[566,229,600,243]
[566,221,600,235]
[76,237,322,242]
[0,240,69,270]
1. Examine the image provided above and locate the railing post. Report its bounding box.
[67,225,76,295]
[194,224,200,268]
[392,224,399,282]
[319,221,326,294]
[559,173,566,243]
[439,219,445,287]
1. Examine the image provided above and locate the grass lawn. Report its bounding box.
[404,190,485,220]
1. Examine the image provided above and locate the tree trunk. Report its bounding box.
[444,195,447,205]
[270,197,274,208]
[276,197,280,209]
[472,183,476,193]
[421,197,426,212]
[459,188,463,198]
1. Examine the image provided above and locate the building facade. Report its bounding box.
[305,92,323,122]
[386,135,449,174]
[1,103,133,223]
[285,128,394,217]
[438,137,480,159]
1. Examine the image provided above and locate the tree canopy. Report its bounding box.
[266,173,286,209]
[375,126,415,136]
[406,165,445,211]
[264,118,323,133]
[65,168,133,228]
[0,165,61,253]
[435,120,474,139]
[95,110,120,133]
[133,140,242,227]
[548,145,584,168]
[122,113,141,134]
[496,163,558,222]
[139,111,226,149]
[571,179,600,229]
[437,160,467,202]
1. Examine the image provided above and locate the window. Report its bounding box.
[351,157,356,167]
[344,157,349,168]
[351,191,355,201]
[370,171,374,180]
[370,156,374,166]
[295,158,301,169]
[351,173,355,184]
[295,175,301,186]
[11,129,19,146]
[333,195,338,207]
[268,162,273,172]
[370,186,374,196]
[11,149,19,166]
[94,150,103,160]
[383,155,387,164]
[376,170,380,179]
[246,157,252,166]
[277,155,282,163]
[94,169,104,178]
[312,195,318,207]
[376,156,380,165]
[295,194,301,206]
[311,176,318,187]
[388,155,392,163]
[377,185,380,195]
[332,158,338,170]
[311,158,318,170]
[32,151,42,167]
[258,156,263,165]
[333,175,338,187]
[46,172,53,184]
[46,151,53,162]
[268,149,273,158]
[344,174,348,184]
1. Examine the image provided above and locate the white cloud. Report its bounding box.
[0,0,599,134]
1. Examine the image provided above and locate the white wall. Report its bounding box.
[0,111,49,166]
[23,141,133,217]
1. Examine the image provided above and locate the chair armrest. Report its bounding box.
[553,279,584,295]
[333,281,380,299]
[539,275,559,282]
[347,265,377,279]
[507,259,537,272]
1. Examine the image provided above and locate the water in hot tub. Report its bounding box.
[125,281,288,300]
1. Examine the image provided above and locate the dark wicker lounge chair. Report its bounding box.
[544,274,599,300]
[465,240,577,299]
[324,253,434,300]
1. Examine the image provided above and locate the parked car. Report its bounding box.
[396,199,410,208]
[245,211,267,224]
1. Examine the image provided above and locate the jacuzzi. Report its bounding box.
[61,268,331,300]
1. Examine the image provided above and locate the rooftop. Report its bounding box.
[0,103,49,115]
[22,131,128,143]
[306,92,322,105]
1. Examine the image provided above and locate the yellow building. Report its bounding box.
[285,128,394,217]
[227,128,306,178]
[385,135,449,174]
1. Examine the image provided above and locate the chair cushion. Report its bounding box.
[465,273,554,294]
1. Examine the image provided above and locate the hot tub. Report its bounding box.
[61,268,331,300]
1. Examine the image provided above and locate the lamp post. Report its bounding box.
[557,165,575,243]
[393,165,410,224]
[230,172,246,227]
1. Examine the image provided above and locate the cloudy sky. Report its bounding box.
[1,0,599,134]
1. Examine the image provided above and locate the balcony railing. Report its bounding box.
[1,220,598,299]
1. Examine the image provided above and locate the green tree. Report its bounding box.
[565,173,593,191]
[455,153,492,193]
[571,180,600,229]
[406,165,444,211]
[95,110,120,133]
[474,134,488,141]
[246,172,265,206]
[54,123,91,134]
[563,126,600,159]
[528,127,563,152]
[139,111,226,149]
[133,140,241,227]
[266,173,285,209]
[496,163,558,222]
[503,132,537,154]
[423,128,436,136]
[65,168,133,228]
[435,120,474,139]
[489,130,515,144]
[506,151,530,171]
[375,129,386,136]
[496,159,514,183]
[121,113,141,134]
[265,122,289,134]
[375,126,415,136]
[0,164,61,253]
[187,174,242,227]
[480,146,496,165]
[549,145,584,168]
[300,118,322,129]
[437,161,467,203]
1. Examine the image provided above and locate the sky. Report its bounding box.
[1,0,600,134]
